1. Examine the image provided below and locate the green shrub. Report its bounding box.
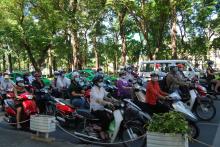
[147,112,189,134]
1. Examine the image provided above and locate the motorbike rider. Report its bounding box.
[0,74,15,109]
[177,64,187,81]
[68,72,89,108]
[116,71,133,99]
[125,66,135,82]
[23,72,31,85]
[145,72,169,115]
[13,77,27,129]
[90,75,114,140]
[95,68,104,77]
[51,71,60,97]
[166,64,191,98]
[32,73,45,113]
[56,70,71,98]
[206,60,220,93]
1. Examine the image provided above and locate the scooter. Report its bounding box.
[168,91,200,138]
[4,92,38,129]
[0,89,15,111]
[181,82,216,121]
[73,99,148,145]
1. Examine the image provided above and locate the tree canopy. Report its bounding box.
[0,0,219,73]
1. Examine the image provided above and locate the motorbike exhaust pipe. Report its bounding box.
[74,131,101,141]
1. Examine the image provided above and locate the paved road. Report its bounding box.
[0,99,220,147]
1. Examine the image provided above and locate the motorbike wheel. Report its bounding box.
[121,125,146,147]
[195,102,216,121]
[188,121,199,139]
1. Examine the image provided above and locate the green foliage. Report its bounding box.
[147,112,189,134]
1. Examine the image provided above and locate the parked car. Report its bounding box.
[138,60,200,80]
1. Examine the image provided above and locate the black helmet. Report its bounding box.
[92,75,104,84]
[119,71,126,77]
[150,72,159,77]
[207,60,214,66]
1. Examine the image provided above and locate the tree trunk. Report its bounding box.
[18,58,21,71]
[8,53,13,73]
[83,30,88,67]
[71,30,81,70]
[118,9,127,66]
[48,47,53,77]
[171,0,177,59]
[23,41,40,71]
[93,36,99,69]
[3,54,6,72]
[53,57,57,71]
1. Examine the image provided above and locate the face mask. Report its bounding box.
[152,77,158,81]
[18,83,25,87]
[121,76,126,79]
[98,82,104,87]
[75,77,80,82]
[79,81,84,86]
[128,69,132,73]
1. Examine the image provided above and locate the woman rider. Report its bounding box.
[14,77,27,129]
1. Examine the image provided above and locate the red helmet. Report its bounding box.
[155,64,161,69]
[177,64,184,68]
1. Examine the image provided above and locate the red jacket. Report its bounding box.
[146,81,165,105]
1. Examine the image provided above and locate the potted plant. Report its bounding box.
[146,112,189,147]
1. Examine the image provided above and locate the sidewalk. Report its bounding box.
[0,127,93,147]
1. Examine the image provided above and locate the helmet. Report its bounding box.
[169,63,178,72]
[207,60,214,66]
[71,71,80,79]
[16,77,24,87]
[54,71,60,76]
[177,64,184,68]
[16,77,24,82]
[92,75,103,84]
[97,68,103,72]
[119,71,126,77]
[4,74,10,79]
[155,64,161,69]
[150,72,159,77]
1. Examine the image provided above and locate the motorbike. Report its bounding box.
[73,99,149,145]
[182,81,216,121]
[0,89,15,111]
[4,91,38,129]
[168,91,200,138]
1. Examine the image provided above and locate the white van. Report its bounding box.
[139,60,199,80]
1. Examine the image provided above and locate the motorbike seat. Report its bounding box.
[76,109,99,120]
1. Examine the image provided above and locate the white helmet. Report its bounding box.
[16,77,24,82]
[71,71,80,79]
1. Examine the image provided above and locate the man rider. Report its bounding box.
[166,64,191,98]
[177,64,187,81]
[206,60,220,92]
[56,70,70,98]
[68,72,88,108]
[51,71,60,97]
[32,73,45,113]
[0,74,15,109]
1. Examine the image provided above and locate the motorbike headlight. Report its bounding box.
[121,103,125,108]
